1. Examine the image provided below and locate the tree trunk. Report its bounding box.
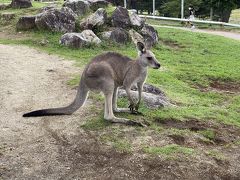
[221,8,232,22]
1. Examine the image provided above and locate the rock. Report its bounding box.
[39,39,49,46]
[129,11,144,28]
[1,13,15,21]
[80,8,107,30]
[16,16,36,31]
[129,29,144,45]
[111,6,131,29]
[110,28,129,44]
[63,0,90,16]
[81,29,101,44]
[35,7,76,33]
[87,0,109,11]
[0,4,9,10]
[39,5,57,13]
[10,0,32,8]
[141,24,159,46]
[101,30,112,40]
[60,30,101,48]
[118,83,170,108]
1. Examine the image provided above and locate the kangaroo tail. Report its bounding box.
[23,79,89,117]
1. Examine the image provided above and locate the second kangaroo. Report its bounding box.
[23,42,161,126]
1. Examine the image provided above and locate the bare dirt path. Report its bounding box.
[0,44,92,179]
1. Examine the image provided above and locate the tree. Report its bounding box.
[211,0,239,22]
[158,0,240,22]
[158,0,203,18]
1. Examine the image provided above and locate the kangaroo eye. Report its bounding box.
[147,57,152,60]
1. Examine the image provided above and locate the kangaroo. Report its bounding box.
[23,42,160,126]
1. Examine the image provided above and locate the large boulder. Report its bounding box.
[101,30,112,40]
[63,0,90,16]
[10,0,32,8]
[110,28,129,44]
[16,16,36,31]
[87,0,109,11]
[111,6,131,29]
[80,8,107,30]
[35,7,76,33]
[60,30,101,48]
[118,83,170,108]
[129,29,144,45]
[141,24,159,46]
[129,11,144,28]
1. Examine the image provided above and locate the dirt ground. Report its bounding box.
[0,44,240,180]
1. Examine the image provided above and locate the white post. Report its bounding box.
[181,0,184,19]
[124,0,127,8]
[153,0,156,16]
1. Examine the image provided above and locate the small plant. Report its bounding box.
[81,116,111,131]
[101,134,132,153]
[199,129,215,140]
[143,144,194,156]
[206,150,226,161]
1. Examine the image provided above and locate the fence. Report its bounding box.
[139,15,240,28]
[120,0,240,28]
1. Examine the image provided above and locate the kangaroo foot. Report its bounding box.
[106,117,147,127]
[130,110,144,116]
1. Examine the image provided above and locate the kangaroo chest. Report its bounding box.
[136,69,147,83]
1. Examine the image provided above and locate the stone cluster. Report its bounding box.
[15,0,159,48]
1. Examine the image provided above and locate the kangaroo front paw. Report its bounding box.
[128,103,135,113]
[130,110,144,116]
[135,102,140,111]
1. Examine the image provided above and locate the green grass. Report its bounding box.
[199,129,215,140]
[101,134,132,153]
[206,150,226,161]
[144,144,194,156]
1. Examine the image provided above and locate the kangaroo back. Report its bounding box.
[23,79,89,117]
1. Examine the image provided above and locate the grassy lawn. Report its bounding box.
[0,1,240,158]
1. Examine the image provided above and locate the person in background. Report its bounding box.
[188,5,195,29]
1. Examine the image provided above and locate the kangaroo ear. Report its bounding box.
[137,42,145,53]
[145,38,153,50]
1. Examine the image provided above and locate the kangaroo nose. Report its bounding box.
[156,63,161,68]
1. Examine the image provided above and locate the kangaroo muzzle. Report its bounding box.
[153,62,161,69]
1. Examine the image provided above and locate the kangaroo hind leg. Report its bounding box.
[112,87,131,113]
[104,88,145,127]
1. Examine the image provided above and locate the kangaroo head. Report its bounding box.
[136,42,160,69]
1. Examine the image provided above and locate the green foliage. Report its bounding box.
[230,9,240,24]
[159,0,202,18]
[206,150,226,160]
[199,129,215,140]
